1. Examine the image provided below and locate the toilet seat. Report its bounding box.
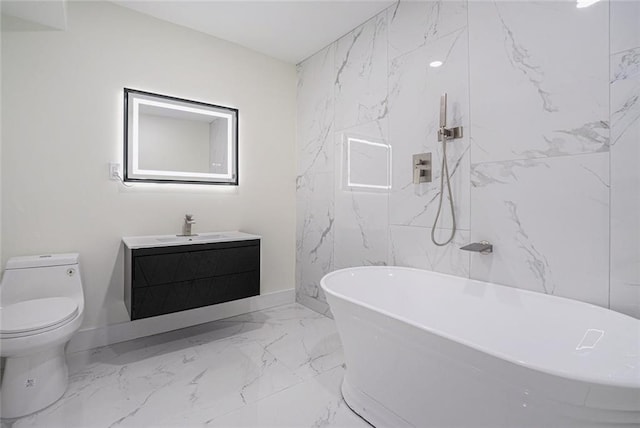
[1,297,79,338]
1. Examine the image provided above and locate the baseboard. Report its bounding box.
[67,289,295,354]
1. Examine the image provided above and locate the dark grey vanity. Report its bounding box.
[123,232,260,320]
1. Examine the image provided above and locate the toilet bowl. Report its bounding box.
[0,254,85,419]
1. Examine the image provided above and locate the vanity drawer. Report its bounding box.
[131,271,259,320]
[124,239,260,320]
[132,244,259,288]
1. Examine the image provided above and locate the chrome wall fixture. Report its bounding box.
[431,93,463,247]
[437,93,463,142]
[460,241,493,255]
[412,153,432,184]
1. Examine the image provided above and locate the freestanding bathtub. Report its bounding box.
[321,266,640,427]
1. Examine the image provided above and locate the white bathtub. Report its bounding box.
[321,266,640,427]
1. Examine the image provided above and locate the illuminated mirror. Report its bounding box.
[124,88,238,185]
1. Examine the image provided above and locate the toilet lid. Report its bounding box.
[0,297,78,335]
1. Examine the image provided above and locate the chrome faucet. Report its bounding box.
[460,241,493,255]
[181,214,197,236]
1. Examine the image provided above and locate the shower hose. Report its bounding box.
[430,132,456,246]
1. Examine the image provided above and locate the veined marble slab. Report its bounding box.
[334,13,388,132]
[610,46,640,318]
[296,172,334,313]
[389,225,470,278]
[10,304,358,428]
[470,153,610,307]
[469,0,609,163]
[611,0,640,54]
[388,23,470,230]
[297,44,335,177]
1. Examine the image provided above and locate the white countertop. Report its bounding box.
[122,231,261,249]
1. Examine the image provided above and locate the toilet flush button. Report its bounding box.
[66,268,75,276]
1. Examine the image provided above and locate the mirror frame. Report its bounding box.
[123,88,239,185]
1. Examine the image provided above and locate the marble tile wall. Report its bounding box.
[296,45,335,316]
[468,0,611,308]
[609,0,640,317]
[296,0,640,318]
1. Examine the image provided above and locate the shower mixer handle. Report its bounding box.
[413,153,432,184]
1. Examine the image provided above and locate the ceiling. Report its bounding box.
[1,0,395,64]
[113,1,396,64]
[1,0,68,31]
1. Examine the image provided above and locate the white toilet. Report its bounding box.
[0,253,85,419]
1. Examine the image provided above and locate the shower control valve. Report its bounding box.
[412,153,432,184]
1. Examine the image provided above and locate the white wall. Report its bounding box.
[2,1,297,330]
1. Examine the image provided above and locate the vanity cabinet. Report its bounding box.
[124,236,260,320]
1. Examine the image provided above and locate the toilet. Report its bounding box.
[0,253,85,419]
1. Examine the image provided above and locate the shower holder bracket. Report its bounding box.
[437,126,463,142]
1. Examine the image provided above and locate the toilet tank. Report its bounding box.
[0,254,84,309]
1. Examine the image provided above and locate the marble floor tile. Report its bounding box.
[5,304,364,428]
[206,365,367,428]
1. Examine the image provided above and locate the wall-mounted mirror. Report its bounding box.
[124,88,238,185]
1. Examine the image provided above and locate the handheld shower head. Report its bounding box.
[439,93,447,129]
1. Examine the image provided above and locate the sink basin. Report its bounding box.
[156,234,224,243]
[122,231,261,249]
